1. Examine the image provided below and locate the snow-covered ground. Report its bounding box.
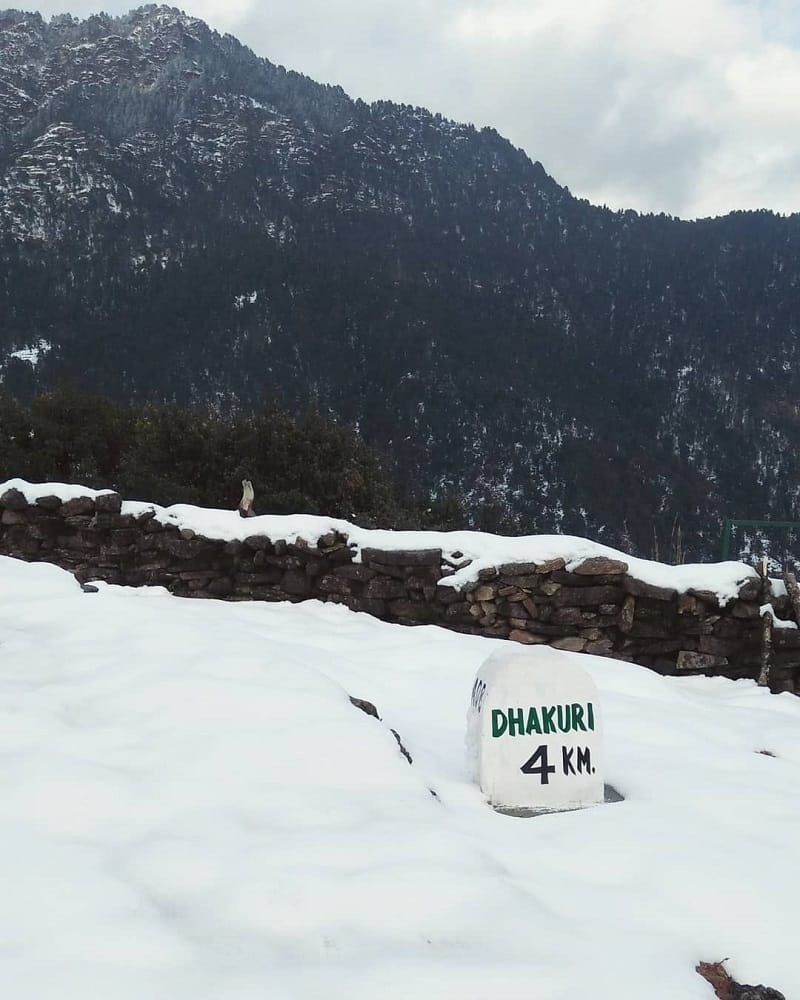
[1,553,798,1000]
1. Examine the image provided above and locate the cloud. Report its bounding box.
[26,0,800,218]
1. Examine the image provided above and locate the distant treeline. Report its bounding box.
[0,389,461,528]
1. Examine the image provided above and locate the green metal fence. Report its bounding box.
[721,519,800,561]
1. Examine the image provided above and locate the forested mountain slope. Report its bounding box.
[1,5,799,559]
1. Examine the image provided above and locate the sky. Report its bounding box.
[26,0,800,219]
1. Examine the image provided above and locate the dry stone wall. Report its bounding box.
[2,485,798,694]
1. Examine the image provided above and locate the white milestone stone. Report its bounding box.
[467,647,604,814]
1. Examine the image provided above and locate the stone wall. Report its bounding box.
[2,485,798,694]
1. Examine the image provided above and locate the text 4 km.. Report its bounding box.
[520,744,595,783]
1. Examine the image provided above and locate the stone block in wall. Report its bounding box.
[481,624,510,638]
[317,574,357,596]
[61,496,96,516]
[361,547,441,568]
[88,513,120,531]
[511,622,587,637]
[552,636,588,652]
[773,630,800,648]
[264,554,305,570]
[303,559,325,577]
[139,517,163,533]
[552,584,621,607]
[443,602,471,620]
[471,583,498,602]
[64,515,96,530]
[550,570,625,588]
[622,576,677,602]
[552,607,584,626]
[435,586,462,605]
[6,535,40,556]
[676,650,729,671]
[135,536,160,553]
[633,639,693,655]
[363,577,407,600]
[509,629,549,645]
[698,636,739,657]
[736,578,762,601]
[328,595,387,617]
[29,516,63,539]
[687,589,721,608]
[572,557,628,576]
[500,573,542,590]
[99,544,129,559]
[535,558,566,574]
[586,638,615,656]
[405,569,440,589]
[497,561,540,576]
[236,570,284,585]
[2,509,27,525]
[63,533,98,551]
[282,570,310,596]
[361,560,405,580]
[110,528,138,546]
[387,599,439,623]
[34,494,62,511]
[538,580,562,596]
[315,531,340,550]
[95,492,122,514]
[319,545,355,567]
[730,601,760,620]
[496,598,530,617]
[679,620,718,636]
[157,537,213,559]
[332,564,375,583]
[628,620,676,640]
[243,534,273,552]
[0,488,28,510]
[620,595,635,633]
[207,577,233,597]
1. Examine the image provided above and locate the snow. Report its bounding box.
[761,604,798,629]
[1,553,799,999]
[7,340,52,367]
[1,477,116,503]
[233,290,258,309]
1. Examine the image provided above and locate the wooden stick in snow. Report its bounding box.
[238,479,256,518]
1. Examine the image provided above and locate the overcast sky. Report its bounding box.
[28,0,800,219]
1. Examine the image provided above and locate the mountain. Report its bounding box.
[1,5,799,560]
